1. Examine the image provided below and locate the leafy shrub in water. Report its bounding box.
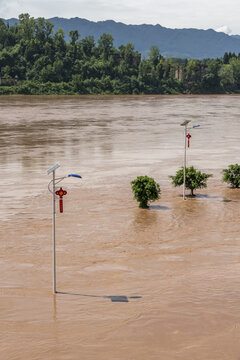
[222,164,240,188]
[131,176,161,208]
[169,166,212,196]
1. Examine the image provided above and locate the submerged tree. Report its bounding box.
[169,166,212,196]
[131,176,161,208]
[222,164,240,188]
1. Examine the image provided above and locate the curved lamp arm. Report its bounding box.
[48,174,82,194]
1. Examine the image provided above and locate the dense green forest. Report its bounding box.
[1,14,240,95]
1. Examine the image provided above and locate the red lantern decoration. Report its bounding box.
[55,187,67,213]
[186,133,191,148]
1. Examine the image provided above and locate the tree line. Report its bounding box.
[1,14,240,95]
[132,164,240,208]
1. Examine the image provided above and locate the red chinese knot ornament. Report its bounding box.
[55,187,67,213]
[186,133,191,148]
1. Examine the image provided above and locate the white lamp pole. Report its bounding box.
[180,121,191,200]
[180,121,200,199]
[52,169,56,293]
[47,163,60,294]
[47,164,82,294]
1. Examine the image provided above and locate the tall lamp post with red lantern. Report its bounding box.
[180,121,200,200]
[47,163,82,294]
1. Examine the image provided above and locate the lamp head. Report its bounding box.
[68,174,82,178]
[47,163,60,175]
[180,120,191,126]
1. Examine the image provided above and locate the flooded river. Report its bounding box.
[1,95,240,359]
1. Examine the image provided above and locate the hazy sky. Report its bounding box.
[0,0,240,34]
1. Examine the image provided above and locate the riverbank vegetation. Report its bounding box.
[1,14,240,95]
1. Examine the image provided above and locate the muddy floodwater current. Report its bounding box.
[1,95,240,359]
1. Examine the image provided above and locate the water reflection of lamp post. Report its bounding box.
[47,163,82,294]
[180,121,200,199]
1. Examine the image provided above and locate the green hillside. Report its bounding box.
[1,14,240,95]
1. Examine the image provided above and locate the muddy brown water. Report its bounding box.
[1,95,240,359]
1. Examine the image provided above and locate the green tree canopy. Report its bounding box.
[169,166,212,196]
[131,176,161,208]
[222,164,240,188]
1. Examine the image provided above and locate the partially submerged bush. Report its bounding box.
[222,164,240,188]
[131,176,161,208]
[169,166,212,196]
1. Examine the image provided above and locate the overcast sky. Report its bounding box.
[0,0,240,34]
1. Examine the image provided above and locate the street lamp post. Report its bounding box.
[47,163,81,294]
[180,121,191,200]
[180,121,200,200]
[47,163,60,293]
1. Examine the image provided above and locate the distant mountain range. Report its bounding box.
[3,17,240,59]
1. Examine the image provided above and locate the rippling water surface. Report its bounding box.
[1,95,240,360]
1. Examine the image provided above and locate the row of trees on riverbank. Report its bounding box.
[1,14,240,95]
